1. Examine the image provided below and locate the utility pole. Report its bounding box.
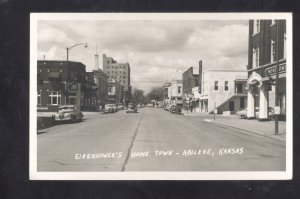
[275,21,280,135]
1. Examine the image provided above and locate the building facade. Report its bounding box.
[107,78,123,104]
[103,54,131,105]
[198,69,248,114]
[169,80,183,106]
[182,67,199,96]
[247,20,286,120]
[37,60,86,112]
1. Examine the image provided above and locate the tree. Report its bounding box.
[146,86,164,103]
[132,88,146,104]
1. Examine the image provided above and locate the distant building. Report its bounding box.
[84,69,108,111]
[37,60,86,112]
[107,78,123,104]
[169,80,183,106]
[103,54,131,105]
[198,69,248,114]
[182,61,201,110]
[247,20,286,120]
[163,82,171,107]
[182,67,199,96]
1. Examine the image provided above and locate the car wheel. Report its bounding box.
[72,116,77,123]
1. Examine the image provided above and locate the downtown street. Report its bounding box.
[37,107,285,172]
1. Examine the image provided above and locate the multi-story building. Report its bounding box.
[198,69,248,114]
[103,54,131,105]
[107,78,123,104]
[182,66,199,96]
[247,20,286,120]
[169,80,183,106]
[93,69,108,109]
[83,69,108,111]
[37,60,86,112]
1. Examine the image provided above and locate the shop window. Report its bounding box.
[224,81,228,91]
[214,81,218,91]
[48,91,61,105]
[37,91,41,105]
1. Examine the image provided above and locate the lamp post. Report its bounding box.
[66,42,88,62]
[65,42,88,105]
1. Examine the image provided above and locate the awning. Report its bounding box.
[48,72,60,78]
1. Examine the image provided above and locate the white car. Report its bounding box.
[55,105,84,123]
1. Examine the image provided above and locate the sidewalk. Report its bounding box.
[183,112,286,141]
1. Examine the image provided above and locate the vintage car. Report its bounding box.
[126,103,138,113]
[117,103,124,110]
[54,105,83,123]
[104,104,116,113]
[170,105,183,114]
[237,107,275,119]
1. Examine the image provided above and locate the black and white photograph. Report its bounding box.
[30,13,292,180]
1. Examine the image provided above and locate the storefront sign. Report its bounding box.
[265,64,286,76]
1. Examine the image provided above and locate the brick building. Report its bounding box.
[37,60,86,112]
[103,54,131,105]
[247,20,286,120]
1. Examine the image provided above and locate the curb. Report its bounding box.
[203,119,285,142]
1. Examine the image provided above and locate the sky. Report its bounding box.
[37,20,249,93]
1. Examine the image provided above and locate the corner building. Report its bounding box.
[247,20,286,120]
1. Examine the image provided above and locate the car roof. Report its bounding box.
[59,105,77,108]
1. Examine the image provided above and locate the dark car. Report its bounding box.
[170,105,182,114]
[126,103,137,113]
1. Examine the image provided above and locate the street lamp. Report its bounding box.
[65,42,88,105]
[66,42,88,61]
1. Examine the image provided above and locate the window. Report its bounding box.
[48,91,61,105]
[123,76,126,79]
[37,91,41,105]
[253,20,260,34]
[108,87,112,93]
[253,47,259,67]
[271,39,276,62]
[69,96,77,105]
[271,19,276,26]
[224,81,228,91]
[214,81,218,91]
[178,86,181,94]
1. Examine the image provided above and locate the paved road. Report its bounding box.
[37,108,285,171]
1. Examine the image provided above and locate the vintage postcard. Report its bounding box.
[30,13,293,180]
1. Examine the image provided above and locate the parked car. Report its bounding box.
[112,104,118,112]
[54,105,83,123]
[126,103,137,113]
[117,103,124,110]
[237,107,275,119]
[104,104,116,113]
[170,105,183,114]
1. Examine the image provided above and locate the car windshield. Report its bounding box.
[105,104,113,108]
